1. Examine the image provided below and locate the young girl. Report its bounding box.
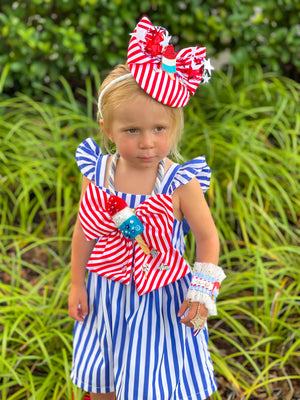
[69,17,225,400]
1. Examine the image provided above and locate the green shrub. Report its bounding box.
[0,0,299,98]
[0,68,299,399]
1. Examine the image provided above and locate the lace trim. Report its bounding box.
[186,262,226,317]
[185,290,217,316]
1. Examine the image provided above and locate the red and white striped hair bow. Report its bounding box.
[79,183,191,295]
[127,16,214,107]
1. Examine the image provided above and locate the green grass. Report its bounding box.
[183,66,300,399]
[1,67,299,399]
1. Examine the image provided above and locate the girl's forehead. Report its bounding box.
[113,95,173,123]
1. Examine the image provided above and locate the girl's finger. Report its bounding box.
[180,302,198,325]
[177,299,190,317]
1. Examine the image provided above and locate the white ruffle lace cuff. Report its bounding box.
[186,262,226,317]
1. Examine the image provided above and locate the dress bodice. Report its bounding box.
[76,137,211,254]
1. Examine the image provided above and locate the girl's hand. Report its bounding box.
[178,299,208,328]
[68,284,88,321]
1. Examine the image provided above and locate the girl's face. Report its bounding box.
[102,94,173,170]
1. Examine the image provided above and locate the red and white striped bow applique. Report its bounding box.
[127,16,213,107]
[79,183,191,295]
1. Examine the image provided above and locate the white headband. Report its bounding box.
[97,73,133,118]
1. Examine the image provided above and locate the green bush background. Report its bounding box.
[1,1,300,399]
[1,0,299,98]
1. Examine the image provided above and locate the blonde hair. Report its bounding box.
[98,64,184,158]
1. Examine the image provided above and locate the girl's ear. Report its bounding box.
[100,119,114,142]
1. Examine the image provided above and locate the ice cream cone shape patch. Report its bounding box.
[107,195,150,254]
[162,45,177,76]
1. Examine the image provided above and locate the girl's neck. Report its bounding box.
[107,154,172,195]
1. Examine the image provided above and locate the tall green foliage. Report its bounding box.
[0,0,299,98]
[0,69,299,399]
[183,68,300,398]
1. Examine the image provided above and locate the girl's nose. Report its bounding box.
[139,132,154,148]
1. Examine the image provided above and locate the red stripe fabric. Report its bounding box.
[127,16,207,108]
[79,184,190,295]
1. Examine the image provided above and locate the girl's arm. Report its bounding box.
[175,178,220,327]
[68,176,96,321]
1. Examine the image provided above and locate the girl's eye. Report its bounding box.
[154,126,165,133]
[126,128,138,134]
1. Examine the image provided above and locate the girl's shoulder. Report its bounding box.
[163,156,211,195]
[75,137,104,181]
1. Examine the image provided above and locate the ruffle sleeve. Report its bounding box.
[167,157,211,195]
[75,137,101,181]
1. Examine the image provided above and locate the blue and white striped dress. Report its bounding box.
[71,138,217,400]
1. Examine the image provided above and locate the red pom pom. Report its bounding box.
[144,28,164,58]
[107,195,127,216]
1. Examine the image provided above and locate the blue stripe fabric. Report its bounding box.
[71,139,217,399]
[75,138,100,181]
